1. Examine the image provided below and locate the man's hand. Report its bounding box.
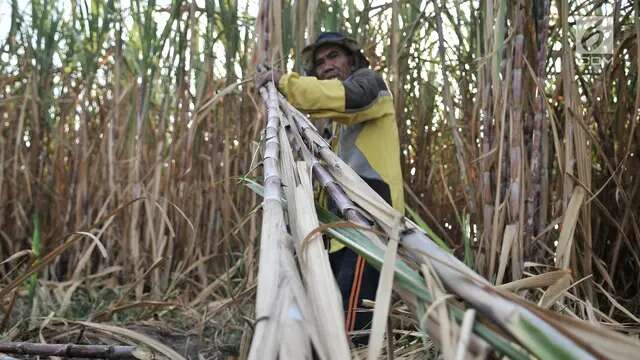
[255,68,283,90]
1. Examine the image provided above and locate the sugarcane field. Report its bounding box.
[1,0,640,359]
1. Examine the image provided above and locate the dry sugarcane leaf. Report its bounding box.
[189,257,243,307]
[422,305,489,360]
[454,309,478,360]
[556,187,585,269]
[421,262,455,359]
[592,253,615,290]
[498,269,571,292]
[70,216,116,280]
[538,271,573,309]
[71,241,98,281]
[1,250,34,265]
[58,281,83,315]
[496,224,517,285]
[195,80,245,120]
[76,321,185,360]
[39,312,58,360]
[367,216,401,360]
[293,162,350,360]
[593,282,640,324]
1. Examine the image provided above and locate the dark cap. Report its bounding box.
[301,32,370,76]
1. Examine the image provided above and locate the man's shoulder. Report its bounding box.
[347,68,388,92]
[350,68,382,80]
[343,68,391,110]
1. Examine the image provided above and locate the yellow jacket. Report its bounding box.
[278,69,405,249]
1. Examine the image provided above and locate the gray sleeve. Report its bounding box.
[342,69,389,111]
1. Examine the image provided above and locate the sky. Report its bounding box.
[0,0,17,41]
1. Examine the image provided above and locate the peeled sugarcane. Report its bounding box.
[279,97,640,360]
[248,82,288,360]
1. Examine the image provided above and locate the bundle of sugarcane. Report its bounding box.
[249,79,640,360]
[248,83,350,360]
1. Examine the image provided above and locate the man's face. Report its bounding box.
[313,45,354,81]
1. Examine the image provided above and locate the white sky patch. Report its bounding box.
[0,0,24,41]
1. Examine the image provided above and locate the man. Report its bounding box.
[257,32,404,345]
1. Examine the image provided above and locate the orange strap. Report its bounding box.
[345,255,366,331]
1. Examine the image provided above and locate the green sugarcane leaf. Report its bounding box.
[461,212,474,268]
[28,214,42,299]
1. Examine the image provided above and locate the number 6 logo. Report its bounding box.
[576,16,614,55]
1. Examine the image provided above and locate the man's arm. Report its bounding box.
[278,69,393,125]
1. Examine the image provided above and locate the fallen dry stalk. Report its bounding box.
[0,342,150,359]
